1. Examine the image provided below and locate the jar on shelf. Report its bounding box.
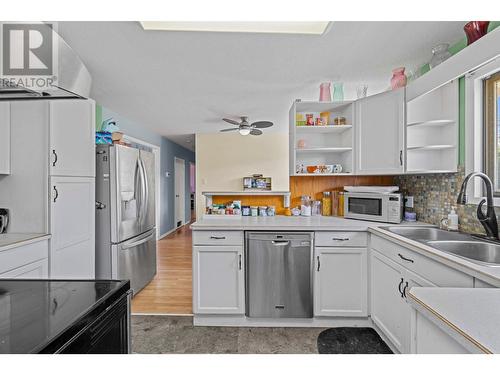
[332,82,344,102]
[429,43,451,69]
[321,192,332,216]
[390,67,407,90]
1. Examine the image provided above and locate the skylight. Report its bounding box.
[139,22,330,35]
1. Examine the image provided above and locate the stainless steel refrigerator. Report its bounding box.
[95,144,156,294]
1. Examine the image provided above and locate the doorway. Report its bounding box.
[174,157,186,228]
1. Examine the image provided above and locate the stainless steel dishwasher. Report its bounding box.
[245,232,314,318]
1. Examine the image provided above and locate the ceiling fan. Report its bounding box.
[220,116,273,136]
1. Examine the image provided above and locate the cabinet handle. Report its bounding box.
[399,150,403,166]
[53,186,59,203]
[52,150,58,167]
[238,254,242,270]
[402,281,409,299]
[398,253,414,263]
[210,236,226,240]
[398,278,404,297]
[317,255,321,271]
[332,237,349,241]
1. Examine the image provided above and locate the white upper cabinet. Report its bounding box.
[50,176,95,278]
[50,100,95,177]
[355,88,405,175]
[0,102,10,175]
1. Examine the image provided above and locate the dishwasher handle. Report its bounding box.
[271,240,290,246]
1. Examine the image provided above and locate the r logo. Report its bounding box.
[2,23,53,76]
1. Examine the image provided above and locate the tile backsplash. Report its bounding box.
[395,166,487,235]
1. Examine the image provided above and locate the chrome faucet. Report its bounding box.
[457,172,499,240]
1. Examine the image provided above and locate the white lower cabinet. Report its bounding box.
[193,245,244,314]
[410,309,471,354]
[314,247,367,317]
[370,250,408,352]
[0,240,49,278]
[50,176,95,278]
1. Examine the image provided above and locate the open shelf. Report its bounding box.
[202,191,290,196]
[296,147,352,153]
[407,145,456,151]
[405,169,457,174]
[296,125,353,134]
[294,100,354,113]
[407,119,455,127]
[293,172,352,176]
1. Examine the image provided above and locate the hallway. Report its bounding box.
[131,225,193,315]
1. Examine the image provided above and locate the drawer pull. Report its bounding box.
[398,253,414,263]
[402,281,409,299]
[332,237,349,241]
[398,278,404,297]
[210,236,226,240]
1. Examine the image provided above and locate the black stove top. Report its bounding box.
[0,279,129,353]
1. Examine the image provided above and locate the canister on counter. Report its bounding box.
[259,206,268,216]
[321,191,332,216]
[331,191,339,216]
[250,206,258,217]
[242,206,250,216]
[267,206,276,216]
[338,192,345,217]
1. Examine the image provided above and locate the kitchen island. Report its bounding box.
[0,279,131,354]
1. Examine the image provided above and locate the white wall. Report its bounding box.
[195,132,289,218]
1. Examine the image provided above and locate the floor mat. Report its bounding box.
[317,327,393,354]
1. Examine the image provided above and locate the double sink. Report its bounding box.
[382,226,500,266]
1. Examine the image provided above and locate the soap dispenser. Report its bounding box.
[447,207,459,231]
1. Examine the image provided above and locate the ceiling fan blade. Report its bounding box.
[250,129,263,136]
[222,118,240,126]
[251,121,273,128]
[220,128,239,132]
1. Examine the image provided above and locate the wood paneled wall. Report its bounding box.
[211,175,395,214]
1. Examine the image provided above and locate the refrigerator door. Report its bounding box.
[138,150,155,233]
[114,228,157,294]
[111,145,142,243]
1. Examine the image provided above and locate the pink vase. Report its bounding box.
[391,67,407,90]
[319,82,331,101]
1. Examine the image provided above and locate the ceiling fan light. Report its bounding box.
[239,127,251,136]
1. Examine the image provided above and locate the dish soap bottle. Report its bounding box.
[447,207,459,231]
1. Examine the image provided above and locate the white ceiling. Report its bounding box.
[58,21,466,151]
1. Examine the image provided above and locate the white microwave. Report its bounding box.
[344,192,403,224]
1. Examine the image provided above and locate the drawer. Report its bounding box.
[315,231,367,247]
[371,235,473,287]
[192,230,244,246]
[0,239,49,275]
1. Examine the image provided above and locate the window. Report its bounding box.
[484,71,500,194]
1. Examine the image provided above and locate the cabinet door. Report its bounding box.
[50,176,95,278]
[193,245,244,314]
[50,100,95,177]
[355,88,405,174]
[370,250,406,353]
[0,102,10,174]
[314,247,367,317]
[0,258,49,278]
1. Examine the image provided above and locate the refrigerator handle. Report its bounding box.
[121,230,155,249]
[139,158,148,222]
[134,159,142,219]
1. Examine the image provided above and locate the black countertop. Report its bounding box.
[0,279,130,354]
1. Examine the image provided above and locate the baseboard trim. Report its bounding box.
[132,313,194,317]
[158,227,177,240]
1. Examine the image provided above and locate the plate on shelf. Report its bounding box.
[343,186,399,193]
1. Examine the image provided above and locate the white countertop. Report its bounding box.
[0,233,51,251]
[408,287,500,353]
[191,215,425,231]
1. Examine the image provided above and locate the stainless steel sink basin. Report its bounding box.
[427,240,500,266]
[383,226,470,241]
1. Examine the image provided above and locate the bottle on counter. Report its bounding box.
[337,192,345,217]
[321,192,332,216]
[312,200,321,216]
